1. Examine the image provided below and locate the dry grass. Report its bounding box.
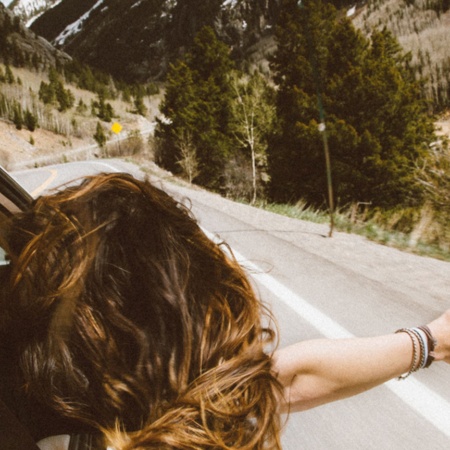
[251,198,450,261]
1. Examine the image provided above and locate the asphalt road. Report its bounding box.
[12,160,450,449]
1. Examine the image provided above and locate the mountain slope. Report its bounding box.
[30,0,279,82]
[0,2,71,68]
[21,0,450,110]
[8,0,61,25]
[28,0,97,41]
[352,0,450,110]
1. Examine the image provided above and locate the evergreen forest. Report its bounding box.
[157,0,438,207]
[156,0,449,256]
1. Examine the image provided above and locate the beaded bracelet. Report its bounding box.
[395,326,437,380]
[411,328,426,369]
[395,328,419,379]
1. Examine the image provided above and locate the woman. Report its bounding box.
[0,172,449,449]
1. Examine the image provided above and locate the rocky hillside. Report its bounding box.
[28,0,280,82]
[0,2,71,69]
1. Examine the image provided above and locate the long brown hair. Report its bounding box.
[1,173,281,449]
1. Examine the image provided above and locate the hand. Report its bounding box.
[427,309,450,364]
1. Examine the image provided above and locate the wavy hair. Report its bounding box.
[1,173,281,449]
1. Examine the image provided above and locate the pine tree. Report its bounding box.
[38,68,75,112]
[268,0,335,206]
[94,121,106,148]
[5,65,14,84]
[121,87,132,103]
[268,0,435,209]
[76,99,88,114]
[93,92,114,122]
[156,61,197,171]
[13,103,23,130]
[133,92,147,116]
[157,26,234,189]
[56,85,75,112]
[39,80,55,104]
[24,108,38,132]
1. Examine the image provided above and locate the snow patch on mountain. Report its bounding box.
[222,0,238,8]
[10,0,62,24]
[347,5,356,17]
[54,0,104,46]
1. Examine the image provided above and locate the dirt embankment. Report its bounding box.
[0,119,90,168]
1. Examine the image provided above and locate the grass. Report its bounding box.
[246,198,450,262]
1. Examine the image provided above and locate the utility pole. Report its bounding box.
[298,0,335,237]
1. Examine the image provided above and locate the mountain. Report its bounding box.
[8,0,61,25]
[0,2,70,68]
[11,0,450,111]
[29,0,280,83]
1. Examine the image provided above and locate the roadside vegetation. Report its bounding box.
[155,0,450,261]
[249,197,450,262]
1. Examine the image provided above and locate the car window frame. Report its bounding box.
[0,166,33,266]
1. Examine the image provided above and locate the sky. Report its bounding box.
[1,0,13,6]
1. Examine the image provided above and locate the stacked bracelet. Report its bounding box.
[396,328,419,379]
[418,325,437,368]
[395,326,437,380]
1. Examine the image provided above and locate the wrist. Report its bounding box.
[427,311,450,362]
[395,325,437,379]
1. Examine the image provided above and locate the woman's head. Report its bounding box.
[1,173,281,449]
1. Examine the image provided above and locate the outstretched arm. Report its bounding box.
[272,310,450,413]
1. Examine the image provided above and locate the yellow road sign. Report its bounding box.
[111,122,122,134]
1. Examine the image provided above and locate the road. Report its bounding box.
[12,160,450,449]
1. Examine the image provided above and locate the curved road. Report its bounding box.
[12,160,450,449]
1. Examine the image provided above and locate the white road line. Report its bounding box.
[203,228,450,438]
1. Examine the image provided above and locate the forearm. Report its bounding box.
[273,332,413,412]
[273,310,450,413]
